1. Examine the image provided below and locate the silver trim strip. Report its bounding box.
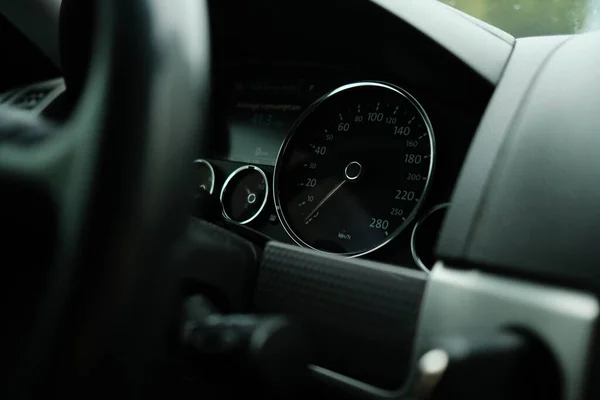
[310,365,398,399]
[309,263,598,400]
[416,263,599,400]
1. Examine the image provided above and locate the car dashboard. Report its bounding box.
[0,0,498,272]
[198,59,490,270]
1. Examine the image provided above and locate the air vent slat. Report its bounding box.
[11,88,54,110]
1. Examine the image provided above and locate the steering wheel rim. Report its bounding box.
[0,1,210,397]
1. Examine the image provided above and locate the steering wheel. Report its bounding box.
[1,0,209,397]
[2,1,600,400]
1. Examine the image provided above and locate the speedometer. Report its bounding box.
[273,81,435,256]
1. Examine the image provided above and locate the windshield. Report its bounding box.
[441,0,600,37]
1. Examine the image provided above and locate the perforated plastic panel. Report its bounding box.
[254,242,427,389]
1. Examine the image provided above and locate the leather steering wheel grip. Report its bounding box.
[1,1,211,398]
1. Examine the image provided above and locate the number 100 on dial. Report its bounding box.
[273,81,435,257]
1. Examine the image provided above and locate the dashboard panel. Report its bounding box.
[213,65,347,166]
[0,0,499,273]
[0,0,496,273]
[196,62,486,270]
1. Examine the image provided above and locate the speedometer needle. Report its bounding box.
[304,180,346,223]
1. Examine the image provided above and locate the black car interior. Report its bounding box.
[2,1,600,399]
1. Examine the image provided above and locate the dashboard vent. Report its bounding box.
[10,88,54,110]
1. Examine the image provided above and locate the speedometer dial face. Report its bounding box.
[273,82,435,256]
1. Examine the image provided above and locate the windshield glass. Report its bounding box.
[441,0,600,37]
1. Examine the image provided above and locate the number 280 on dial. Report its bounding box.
[273,81,435,257]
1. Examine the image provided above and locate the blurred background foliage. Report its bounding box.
[440,0,600,37]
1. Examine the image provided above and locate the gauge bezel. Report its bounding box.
[193,158,216,194]
[220,165,269,225]
[273,81,436,258]
[410,203,450,273]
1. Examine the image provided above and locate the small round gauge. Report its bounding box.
[274,81,435,256]
[411,203,450,272]
[193,159,216,194]
[220,165,269,224]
